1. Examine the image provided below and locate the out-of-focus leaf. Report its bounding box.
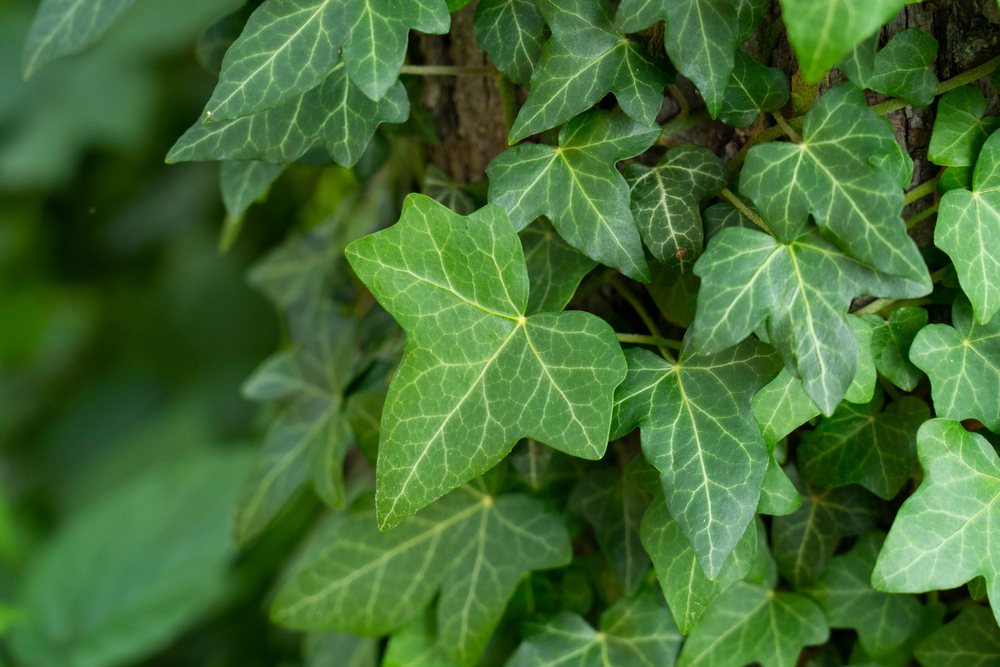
[519,218,598,315]
[914,605,1000,667]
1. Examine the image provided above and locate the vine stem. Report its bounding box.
[772,111,801,144]
[608,274,673,360]
[399,65,500,76]
[720,188,774,236]
[667,84,691,119]
[904,176,940,205]
[906,202,939,229]
[616,333,683,350]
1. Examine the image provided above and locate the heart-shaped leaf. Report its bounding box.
[928,87,1000,167]
[473,0,545,87]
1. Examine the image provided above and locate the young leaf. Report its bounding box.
[868,29,939,107]
[771,465,878,588]
[489,111,658,281]
[646,262,699,328]
[914,605,1000,667]
[615,0,738,118]
[798,387,928,500]
[861,306,928,392]
[345,195,626,528]
[203,0,448,121]
[691,223,927,416]
[519,218,598,315]
[220,160,285,223]
[778,0,906,82]
[719,50,791,129]
[168,64,409,167]
[273,486,571,666]
[910,296,1000,432]
[505,590,682,667]
[758,442,802,516]
[623,144,728,271]
[936,130,1000,324]
[641,495,758,634]
[928,87,1000,167]
[473,0,545,87]
[741,83,927,283]
[799,531,923,659]
[610,338,781,578]
[508,0,671,143]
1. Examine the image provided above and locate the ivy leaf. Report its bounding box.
[837,33,876,87]
[508,0,671,143]
[473,0,545,87]
[910,296,1000,432]
[489,111,658,281]
[778,0,906,82]
[345,195,626,528]
[800,531,923,660]
[771,465,878,588]
[520,218,598,315]
[422,165,478,216]
[505,589,683,667]
[383,611,453,667]
[305,632,378,667]
[345,390,384,466]
[616,0,738,118]
[691,222,927,416]
[741,83,927,283]
[732,0,769,43]
[609,338,781,578]
[914,605,1000,667]
[570,469,651,595]
[641,495,758,634]
[758,443,802,516]
[936,131,1000,324]
[861,306,928,392]
[272,486,571,666]
[702,201,757,239]
[868,29,939,107]
[623,144,728,271]
[928,87,1000,167]
[719,50,791,129]
[646,262,699,328]
[169,64,409,167]
[203,0,448,121]
[798,387,929,500]
[22,0,140,78]
[220,160,284,223]
[752,316,876,445]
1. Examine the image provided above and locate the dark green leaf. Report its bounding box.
[861,306,928,391]
[473,0,545,87]
[928,87,1000,167]
[914,605,1000,667]
[869,29,938,107]
[520,218,598,315]
[837,33,877,87]
[305,632,379,667]
[646,262,699,328]
[732,0,769,43]
[382,611,454,667]
[422,165,477,215]
[220,160,285,222]
[345,390,384,466]
[719,50,790,128]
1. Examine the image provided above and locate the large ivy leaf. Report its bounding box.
[615,0,738,118]
[345,195,626,528]
[641,495,758,634]
[719,50,790,129]
[473,0,545,87]
[861,306,927,392]
[691,222,928,416]
[508,0,671,143]
[800,531,923,660]
[168,64,408,167]
[771,465,878,588]
[203,0,448,121]
[872,419,1000,623]
[928,87,1000,167]
[220,160,285,223]
[489,111,658,281]
[505,590,682,667]
[272,485,571,666]
[623,144,727,271]
[741,84,926,283]
[778,0,906,82]
[519,218,598,315]
[936,131,1000,325]
[798,387,928,500]
[868,29,938,107]
[910,296,1000,433]
[609,338,781,578]
[914,605,1000,667]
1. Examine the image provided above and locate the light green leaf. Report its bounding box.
[758,441,802,516]
[508,0,671,143]
[868,29,939,107]
[473,0,545,87]
[914,605,1000,667]
[861,306,928,391]
[346,194,626,528]
[641,495,758,634]
[203,0,448,120]
[505,590,682,667]
[220,160,284,222]
[719,50,790,128]
[936,130,1000,324]
[909,296,1000,432]
[383,611,454,667]
[623,144,727,270]
[422,165,478,215]
[609,338,781,578]
[837,33,876,87]
[169,63,409,167]
[489,111,658,281]
[800,531,923,660]
[778,0,906,81]
[799,387,928,500]
[520,218,598,315]
[939,165,974,193]
[741,83,927,283]
[616,0,738,117]
[870,118,915,190]
[273,485,571,666]
[305,632,379,667]
[928,87,1000,167]
[771,464,878,588]
[691,220,926,416]
[571,469,651,595]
